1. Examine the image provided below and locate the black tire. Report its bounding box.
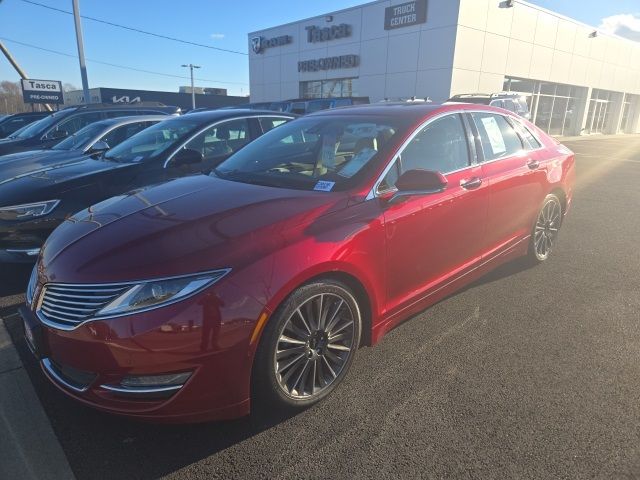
[251,279,362,413]
[527,193,563,263]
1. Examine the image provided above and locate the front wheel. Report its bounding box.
[251,280,361,412]
[528,193,563,263]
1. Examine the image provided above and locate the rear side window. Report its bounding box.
[513,120,542,149]
[259,117,290,133]
[471,112,523,161]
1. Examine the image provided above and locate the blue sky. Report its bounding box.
[0,0,638,97]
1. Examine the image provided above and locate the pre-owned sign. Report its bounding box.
[21,79,63,104]
[384,0,428,30]
[298,55,359,72]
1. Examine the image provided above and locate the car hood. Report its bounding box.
[0,156,129,206]
[41,175,349,283]
[0,149,87,178]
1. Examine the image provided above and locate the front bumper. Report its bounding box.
[20,279,266,423]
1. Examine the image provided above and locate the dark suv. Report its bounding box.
[0,103,180,156]
[448,93,531,120]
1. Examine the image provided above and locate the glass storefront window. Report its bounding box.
[300,78,358,99]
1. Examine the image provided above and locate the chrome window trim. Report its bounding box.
[366,108,544,201]
[35,268,231,331]
[41,358,90,393]
[162,114,294,169]
[81,117,166,153]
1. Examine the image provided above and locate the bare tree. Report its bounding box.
[0,80,31,114]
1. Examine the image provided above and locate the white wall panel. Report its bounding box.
[534,12,559,49]
[453,26,485,71]
[387,31,421,73]
[506,39,533,79]
[529,45,553,80]
[416,68,453,101]
[481,33,509,74]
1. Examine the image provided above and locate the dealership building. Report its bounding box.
[248,0,640,136]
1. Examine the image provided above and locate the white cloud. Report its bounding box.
[598,13,640,41]
[210,33,225,40]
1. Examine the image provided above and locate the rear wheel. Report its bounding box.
[252,280,361,412]
[528,194,562,263]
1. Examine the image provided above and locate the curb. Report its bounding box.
[0,313,75,480]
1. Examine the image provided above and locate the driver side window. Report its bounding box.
[183,118,250,162]
[381,114,470,190]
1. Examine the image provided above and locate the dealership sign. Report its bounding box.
[306,24,351,43]
[298,55,359,72]
[251,34,292,54]
[21,79,63,104]
[384,0,428,30]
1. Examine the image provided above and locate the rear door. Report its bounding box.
[467,111,547,256]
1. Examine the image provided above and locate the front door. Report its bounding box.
[381,113,489,315]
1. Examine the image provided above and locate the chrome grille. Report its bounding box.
[37,283,131,329]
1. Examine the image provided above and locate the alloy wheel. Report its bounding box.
[533,197,561,260]
[273,293,356,399]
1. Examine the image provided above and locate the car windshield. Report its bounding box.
[213,116,402,191]
[52,122,108,151]
[10,109,74,139]
[103,117,201,163]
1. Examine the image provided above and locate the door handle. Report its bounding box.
[527,159,540,170]
[460,177,483,190]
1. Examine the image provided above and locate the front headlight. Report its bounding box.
[0,200,60,221]
[95,269,231,318]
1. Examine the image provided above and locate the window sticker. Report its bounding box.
[314,180,335,192]
[338,148,377,178]
[480,116,506,155]
[320,132,338,170]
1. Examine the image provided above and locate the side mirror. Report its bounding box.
[48,129,68,140]
[388,169,448,204]
[172,148,204,167]
[88,140,110,155]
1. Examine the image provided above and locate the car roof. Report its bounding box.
[305,102,522,122]
[90,115,171,127]
[182,109,297,121]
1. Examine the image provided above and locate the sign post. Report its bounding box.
[21,79,64,105]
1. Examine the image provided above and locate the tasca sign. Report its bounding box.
[21,79,63,104]
[384,0,428,30]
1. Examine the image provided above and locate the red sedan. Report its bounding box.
[21,103,575,423]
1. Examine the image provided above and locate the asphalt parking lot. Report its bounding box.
[1,135,640,479]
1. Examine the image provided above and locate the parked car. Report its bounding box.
[0,112,50,139]
[448,93,531,119]
[0,110,294,263]
[20,103,574,423]
[0,103,181,156]
[0,115,168,179]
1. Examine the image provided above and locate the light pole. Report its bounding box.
[72,0,91,104]
[181,64,201,110]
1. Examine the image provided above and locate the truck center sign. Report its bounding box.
[21,79,64,104]
[384,0,428,30]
